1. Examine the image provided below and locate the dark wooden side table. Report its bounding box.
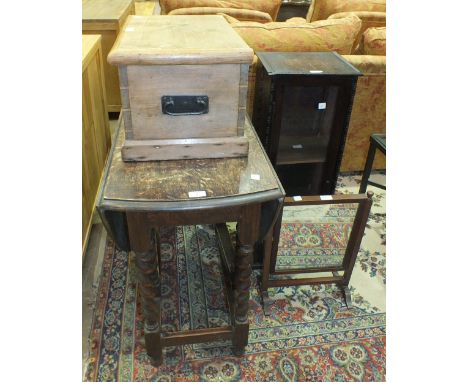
[96,116,284,365]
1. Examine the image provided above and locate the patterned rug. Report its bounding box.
[275,202,358,270]
[84,174,386,382]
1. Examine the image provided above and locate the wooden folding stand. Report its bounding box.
[260,192,373,315]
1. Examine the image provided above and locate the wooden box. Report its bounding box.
[82,0,135,113]
[107,15,254,161]
[82,35,111,254]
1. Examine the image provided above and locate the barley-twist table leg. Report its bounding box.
[127,213,163,366]
[232,205,260,356]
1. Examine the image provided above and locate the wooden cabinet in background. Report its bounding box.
[253,52,361,196]
[82,0,135,113]
[82,35,111,253]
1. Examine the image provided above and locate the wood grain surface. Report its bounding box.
[121,136,249,161]
[107,15,253,65]
[82,0,135,26]
[82,35,101,70]
[82,0,135,111]
[257,51,361,76]
[102,117,280,201]
[126,64,240,139]
[82,35,111,251]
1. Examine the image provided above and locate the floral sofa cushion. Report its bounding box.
[229,14,362,55]
[362,27,386,55]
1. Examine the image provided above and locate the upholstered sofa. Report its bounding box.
[224,4,386,172]
[158,0,282,23]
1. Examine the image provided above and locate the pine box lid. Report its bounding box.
[108,15,254,66]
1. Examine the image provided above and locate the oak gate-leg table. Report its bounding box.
[96,116,284,365]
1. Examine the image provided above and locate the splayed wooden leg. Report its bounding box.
[342,285,352,308]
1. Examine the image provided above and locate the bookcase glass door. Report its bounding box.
[277,84,339,167]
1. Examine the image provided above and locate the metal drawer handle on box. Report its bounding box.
[161,95,209,116]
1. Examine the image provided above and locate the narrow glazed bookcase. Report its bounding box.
[253,52,361,196]
[82,35,111,255]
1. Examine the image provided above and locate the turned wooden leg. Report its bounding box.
[127,212,163,366]
[232,205,260,356]
[233,242,253,356]
[269,207,283,274]
[260,202,284,316]
[155,227,162,283]
[260,227,273,316]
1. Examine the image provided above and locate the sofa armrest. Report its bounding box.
[168,7,273,22]
[307,0,386,22]
[328,11,386,24]
[328,11,386,53]
[342,55,386,75]
[340,54,386,172]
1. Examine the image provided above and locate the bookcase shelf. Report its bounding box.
[277,136,328,165]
